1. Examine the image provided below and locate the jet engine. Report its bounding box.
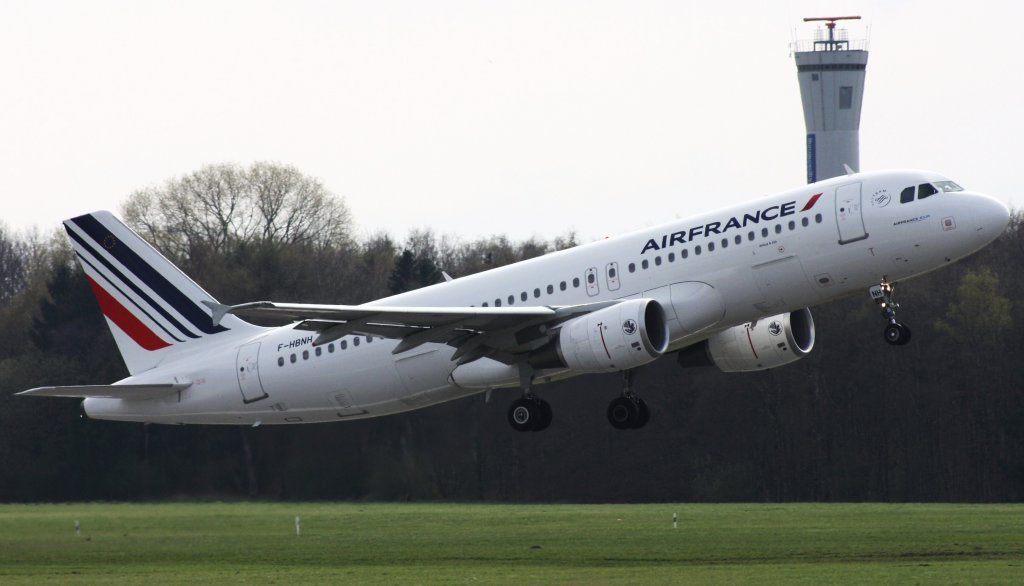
[529,299,669,373]
[677,308,815,373]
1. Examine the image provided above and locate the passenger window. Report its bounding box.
[655,256,662,266]
[560,281,567,291]
[609,267,617,277]
[721,238,728,248]
[278,357,285,367]
[495,299,502,307]
[775,224,782,234]
[521,291,527,301]
[748,231,755,241]
[802,217,809,227]
[366,336,372,343]
[328,343,335,353]
[290,354,296,363]
[508,295,514,305]
[788,220,795,231]
[919,183,938,199]
[761,227,769,237]
[572,278,580,288]
[682,249,689,259]
[303,350,309,360]
[695,245,702,255]
[628,263,636,273]
[668,252,675,262]
[482,302,488,307]
[815,213,822,223]
[708,242,715,252]
[734,235,741,245]
[353,337,360,347]
[533,288,540,298]
[546,284,554,294]
[900,186,915,203]
[315,347,322,357]
[341,340,348,350]
[641,259,649,269]
[587,273,596,283]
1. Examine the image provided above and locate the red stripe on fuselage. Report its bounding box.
[86,275,171,351]
[801,193,823,211]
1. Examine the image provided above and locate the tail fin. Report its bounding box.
[63,211,263,375]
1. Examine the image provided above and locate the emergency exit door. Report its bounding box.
[236,342,268,403]
[835,182,868,244]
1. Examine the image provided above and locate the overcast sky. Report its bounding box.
[2,1,1020,244]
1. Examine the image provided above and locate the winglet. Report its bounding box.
[201,300,232,327]
[843,163,856,175]
[442,271,454,283]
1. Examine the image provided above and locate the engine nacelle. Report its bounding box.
[678,308,815,373]
[530,299,669,373]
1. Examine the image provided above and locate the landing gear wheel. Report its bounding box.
[508,398,536,432]
[607,396,639,430]
[533,399,552,432]
[508,397,553,432]
[634,398,650,429]
[883,323,912,346]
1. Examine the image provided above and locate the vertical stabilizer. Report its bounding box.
[63,211,264,374]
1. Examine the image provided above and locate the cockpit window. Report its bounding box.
[918,183,938,199]
[934,180,963,193]
[900,186,915,203]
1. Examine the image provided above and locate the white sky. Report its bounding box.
[2,1,1021,243]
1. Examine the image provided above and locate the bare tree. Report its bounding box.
[122,162,353,261]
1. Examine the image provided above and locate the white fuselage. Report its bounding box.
[84,170,1010,424]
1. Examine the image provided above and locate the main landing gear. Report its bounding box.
[507,366,552,432]
[870,279,912,346]
[606,370,650,430]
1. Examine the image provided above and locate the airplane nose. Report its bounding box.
[970,193,1011,240]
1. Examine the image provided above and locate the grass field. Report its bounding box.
[0,502,1022,584]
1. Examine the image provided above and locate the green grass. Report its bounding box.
[0,503,1022,584]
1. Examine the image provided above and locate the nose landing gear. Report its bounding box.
[870,279,912,346]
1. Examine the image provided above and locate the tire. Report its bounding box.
[633,399,650,429]
[607,397,638,430]
[884,323,910,346]
[508,398,536,432]
[533,400,552,432]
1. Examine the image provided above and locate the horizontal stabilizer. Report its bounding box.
[17,382,191,400]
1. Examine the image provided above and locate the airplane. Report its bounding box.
[18,169,1010,431]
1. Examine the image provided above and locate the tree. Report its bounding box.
[122,162,353,261]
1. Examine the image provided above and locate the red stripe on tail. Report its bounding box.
[801,193,823,211]
[86,276,171,351]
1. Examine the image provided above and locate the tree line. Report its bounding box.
[0,162,1021,502]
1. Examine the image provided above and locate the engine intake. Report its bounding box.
[530,299,669,373]
[677,308,815,373]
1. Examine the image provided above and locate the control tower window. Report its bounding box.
[918,183,938,199]
[900,186,915,204]
[839,86,853,109]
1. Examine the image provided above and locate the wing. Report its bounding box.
[17,382,191,400]
[206,300,622,365]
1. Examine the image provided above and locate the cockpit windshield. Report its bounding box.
[899,180,964,204]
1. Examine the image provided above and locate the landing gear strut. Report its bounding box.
[507,365,552,432]
[606,370,650,430]
[870,279,912,346]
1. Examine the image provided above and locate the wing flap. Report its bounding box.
[17,383,191,400]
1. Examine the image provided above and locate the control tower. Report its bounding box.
[793,16,869,183]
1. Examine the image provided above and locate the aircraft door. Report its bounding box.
[835,182,868,244]
[236,342,269,403]
[605,262,621,291]
[585,267,600,297]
